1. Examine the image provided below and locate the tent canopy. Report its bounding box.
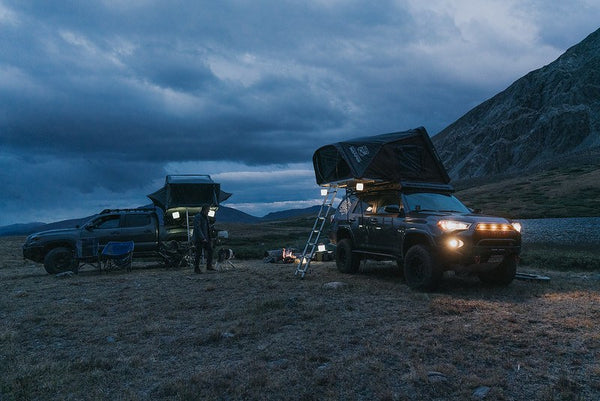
[147,175,232,210]
[312,127,451,186]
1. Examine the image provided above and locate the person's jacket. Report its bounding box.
[193,213,210,242]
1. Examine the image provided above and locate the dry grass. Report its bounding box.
[455,164,600,218]
[2,236,600,400]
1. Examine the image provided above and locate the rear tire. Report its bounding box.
[403,245,441,291]
[336,239,360,274]
[44,247,77,274]
[478,256,517,286]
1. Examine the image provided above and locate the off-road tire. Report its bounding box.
[478,256,517,286]
[44,247,77,274]
[336,239,360,274]
[403,244,441,291]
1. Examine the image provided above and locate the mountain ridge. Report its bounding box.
[0,205,325,237]
[432,28,600,181]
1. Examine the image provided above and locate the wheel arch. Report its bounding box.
[43,241,76,256]
[335,227,354,245]
[402,232,434,256]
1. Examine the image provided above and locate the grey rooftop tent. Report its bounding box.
[312,127,451,186]
[147,175,232,210]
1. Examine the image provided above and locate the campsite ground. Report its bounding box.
[1,236,599,400]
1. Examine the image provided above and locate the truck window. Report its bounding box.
[95,216,120,229]
[353,199,374,214]
[123,214,151,228]
[377,194,402,214]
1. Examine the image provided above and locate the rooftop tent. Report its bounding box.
[147,175,232,210]
[312,126,451,186]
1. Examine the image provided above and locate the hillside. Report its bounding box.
[432,28,600,181]
[455,164,600,219]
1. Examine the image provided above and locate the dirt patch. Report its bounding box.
[1,236,599,400]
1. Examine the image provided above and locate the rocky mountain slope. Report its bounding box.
[432,28,600,181]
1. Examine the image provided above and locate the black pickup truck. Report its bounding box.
[22,208,193,274]
[23,174,230,274]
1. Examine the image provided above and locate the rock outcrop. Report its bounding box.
[432,28,600,181]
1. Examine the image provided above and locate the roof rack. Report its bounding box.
[100,207,156,214]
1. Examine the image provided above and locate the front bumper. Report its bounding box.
[437,229,521,271]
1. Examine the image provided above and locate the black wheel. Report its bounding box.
[335,239,360,274]
[403,245,441,291]
[44,247,77,274]
[478,256,517,286]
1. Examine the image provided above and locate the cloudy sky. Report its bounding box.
[1,0,598,225]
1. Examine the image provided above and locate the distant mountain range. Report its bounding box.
[0,205,325,237]
[432,28,600,181]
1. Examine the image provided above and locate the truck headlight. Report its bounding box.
[511,222,522,233]
[438,220,471,232]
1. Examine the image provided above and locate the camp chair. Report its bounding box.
[100,241,135,272]
[76,237,101,272]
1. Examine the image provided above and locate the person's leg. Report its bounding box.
[193,240,202,273]
[205,243,214,270]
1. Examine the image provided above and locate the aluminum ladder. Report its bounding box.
[295,187,338,278]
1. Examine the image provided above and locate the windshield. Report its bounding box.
[403,192,470,213]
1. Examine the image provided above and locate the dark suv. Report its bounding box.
[330,183,522,290]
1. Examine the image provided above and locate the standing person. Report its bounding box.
[193,205,214,273]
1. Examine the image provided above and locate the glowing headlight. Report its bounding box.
[438,220,471,232]
[511,222,522,233]
[447,238,464,249]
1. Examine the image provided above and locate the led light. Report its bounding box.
[477,222,519,232]
[320,188,328,196]
[172,211,180,219]
[447,238,464,249]
[511,222,522,232]
[438,220,471,232]
[356,182,364,191]
[318,244,326,252]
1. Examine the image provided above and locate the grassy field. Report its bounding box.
[2,235,600,400]
[454,164,600,219]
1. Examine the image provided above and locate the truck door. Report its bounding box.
[368,193,402,253]
[84,214,122,248]
[121,213,158,253]
[349,197,373,250]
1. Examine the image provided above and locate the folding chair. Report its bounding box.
[76,237,101,272]
[100,241,135,272]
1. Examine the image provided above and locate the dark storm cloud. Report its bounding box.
[1,0,599,225]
